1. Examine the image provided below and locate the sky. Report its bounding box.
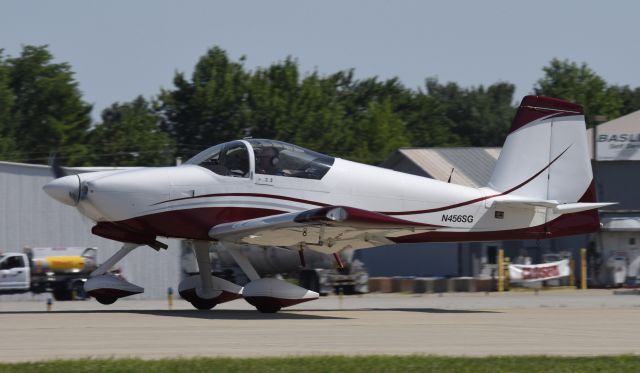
[1,0,639,121]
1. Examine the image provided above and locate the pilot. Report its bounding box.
[224,148,250,177]
[255,147,280,175]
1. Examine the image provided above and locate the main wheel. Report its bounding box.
[95,296,117,305]
[190,298,218,310]
[256,304,281,313]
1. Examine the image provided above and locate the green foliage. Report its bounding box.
[351,99,411,164]
[5,45,92,165]
[1,355,639,373]
[158,49,422,164]
[88,96,175,166]
[0,50,17,158]
[158,47,250,157]
[281,71,352,157]
[1,45,640,167]
[534,59,623,127]
[610,85,640,116]
[426,78,516,146]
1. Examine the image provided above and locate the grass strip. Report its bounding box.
[1,355,639,373]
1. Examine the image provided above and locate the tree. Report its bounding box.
[426,79,516,146]
[6,45,92,165]
[534,59,622,127]
[351,99,411,164]
[610,85,640,116]
[0,50,17,159]
[88,96,175,166]
[245,57,301,140]
[158,48,416,164]
[403,93,461,147]
[286,71,353,158]
[159,47,249,158]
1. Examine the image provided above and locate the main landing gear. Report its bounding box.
[180,241,319,313]
[178,241,243,310]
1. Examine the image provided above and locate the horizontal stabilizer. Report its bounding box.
[491,196,615,214]
[552,202,617,214]
[490,197,559,208]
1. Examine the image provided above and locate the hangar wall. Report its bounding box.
[0,162,182,300]
[596,162,640,209]
[355,243,459,277]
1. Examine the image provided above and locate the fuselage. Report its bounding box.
[44,139,597,245]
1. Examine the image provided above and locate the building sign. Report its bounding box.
[508,260,570,282]
[597,133,640,161]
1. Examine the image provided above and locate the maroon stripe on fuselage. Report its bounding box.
[380,145,571,215]
[116,207,286,240]
[103,179,597,242]
[151,193,329,207]
[103,200,599,244]
[391,206,599,243]
[145,145,570,219]
[392,180,600,243]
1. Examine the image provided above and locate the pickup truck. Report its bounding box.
[0,247,97,300]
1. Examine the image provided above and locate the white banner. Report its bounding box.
[508,259,570,282]
[597,133,640,161]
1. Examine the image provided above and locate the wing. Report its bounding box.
[208,206,437,254]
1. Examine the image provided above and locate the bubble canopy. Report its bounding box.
[184,139,335,180]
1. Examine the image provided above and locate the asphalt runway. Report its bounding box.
[1,289,639,362]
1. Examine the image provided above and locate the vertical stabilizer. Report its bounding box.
[488,96,600,236]
[488,96,594,203]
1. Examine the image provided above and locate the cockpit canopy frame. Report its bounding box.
[184,139,335,180]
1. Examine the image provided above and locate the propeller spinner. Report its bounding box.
[43,155,82,206]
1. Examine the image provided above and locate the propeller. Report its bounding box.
[49,154,69,179]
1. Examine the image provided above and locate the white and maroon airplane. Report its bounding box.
[43,96,613,312]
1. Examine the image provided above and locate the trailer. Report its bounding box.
[299,259,369,296]
[0,247,97,300]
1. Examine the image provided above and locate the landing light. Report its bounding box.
[326,207,347,222]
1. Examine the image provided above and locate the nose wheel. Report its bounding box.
[84,244,145,305]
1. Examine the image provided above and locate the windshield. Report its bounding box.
[185,144,224,167]
[248,139,334,180]
[184,141,250,178]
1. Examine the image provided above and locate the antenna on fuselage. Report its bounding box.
[447,168,455,183]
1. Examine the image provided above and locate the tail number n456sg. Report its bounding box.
[442,214,474,223]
